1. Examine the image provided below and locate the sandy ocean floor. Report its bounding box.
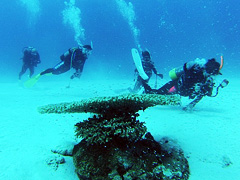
[0,77,239,180]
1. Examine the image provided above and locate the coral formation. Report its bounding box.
[38,94,180,115]
[75,112,146,145]
[39,94,190,179]
[39,94,180,145]
[72,133,189,180]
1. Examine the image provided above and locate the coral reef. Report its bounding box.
[39,94,190,179]
[39,94,180,145]
[75,112,147,145]
[72,133,189,180]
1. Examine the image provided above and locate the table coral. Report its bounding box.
[38,94,180,115]
[38,94,190,179]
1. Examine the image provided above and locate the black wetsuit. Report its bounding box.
[144,61,215,109]
[19,47,41,79]
[40,47,88,79]
[133,57,162,92]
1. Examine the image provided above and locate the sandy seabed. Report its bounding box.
[0,77,239,180]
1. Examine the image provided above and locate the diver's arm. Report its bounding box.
[183,95,203,111]
[36,53,41,63]
[151,61,163,78]
[152,64,158,75]
[71,69,82,79]
[70,62,85,79]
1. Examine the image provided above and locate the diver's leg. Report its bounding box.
[157,80,178,94]
[29,66,34,78]
[19,64,28,80]
[40,68,54,75]
[40,62,70,76]
[132,76,143,93]
[142,80,158,94]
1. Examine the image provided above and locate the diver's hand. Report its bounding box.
[157,73,163,79]
[70,72,81,79]
[70,73,75,79]
[183,104,194,111]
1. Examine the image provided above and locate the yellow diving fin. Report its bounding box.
[24,72,53,88]
[24,73,42,88]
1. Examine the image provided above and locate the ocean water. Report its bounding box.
[0,0,239,82]
[0,1,240,179]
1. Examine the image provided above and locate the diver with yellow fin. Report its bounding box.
[143,56,228,110]
[24,45,92,88]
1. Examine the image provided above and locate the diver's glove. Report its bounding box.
[70,72,81,79]
[157,73,163,79]
[182,104,194,111]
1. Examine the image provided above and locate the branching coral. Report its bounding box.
[75,113,147,145]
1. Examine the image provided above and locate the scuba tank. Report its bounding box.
[60,47,78,61]
[169,66,184,80]
[22,46,34,53]
[60,49,71,61]
[169,56,224,80]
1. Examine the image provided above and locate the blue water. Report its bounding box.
[0,1,239,179]
[0,0,239,82]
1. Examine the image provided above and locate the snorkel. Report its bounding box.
[91,41,93,50]
[219,55,224,71]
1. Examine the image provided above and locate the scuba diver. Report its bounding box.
[19,47,41,80]
[143,57,229,111]
[130,50,163,93]
[40,45,92,78]
[24,45,92,88]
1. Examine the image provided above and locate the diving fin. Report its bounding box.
[24,72,53,88]
[24,73,42,88]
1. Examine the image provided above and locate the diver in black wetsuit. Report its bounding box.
[143,58,228,110]
[19,47,41,80]
[130,50,163,93]
[40,45,92,79]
